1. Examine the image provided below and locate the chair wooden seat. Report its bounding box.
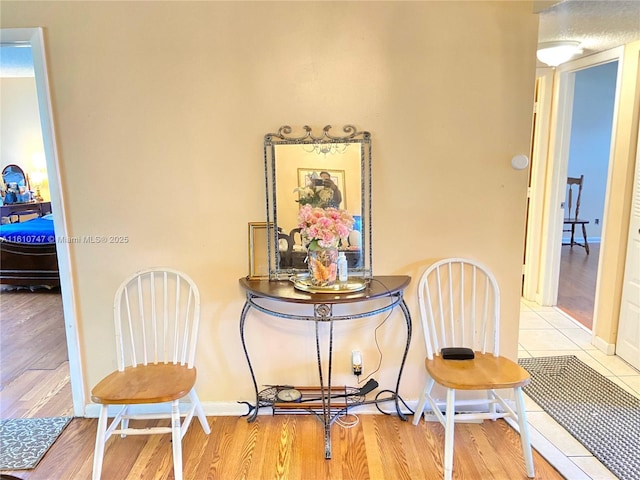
[91,364,197,405]
[425,353,530,390]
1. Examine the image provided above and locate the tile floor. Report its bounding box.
[518,299,640,480]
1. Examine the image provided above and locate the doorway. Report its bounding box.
[0,42,72,418]
[0,28,83,416]
[523,47,624,341]
[556,61,618,330]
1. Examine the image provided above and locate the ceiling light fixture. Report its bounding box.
[302,143,349,157]
[536,41,582,67]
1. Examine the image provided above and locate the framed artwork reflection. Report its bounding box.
[248,222,270,279]
[297,168,346,209]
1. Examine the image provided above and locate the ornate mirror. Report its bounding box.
[1,164,28,204]
[264,125,372,280]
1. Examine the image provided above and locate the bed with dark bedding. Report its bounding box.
[0,215,60,288]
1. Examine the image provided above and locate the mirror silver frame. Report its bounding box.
[264,125,372,280]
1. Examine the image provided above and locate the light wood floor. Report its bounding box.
[0,288,72,419]
[557,242,599,329]
[0,290,563,480]
[2,414,563,480]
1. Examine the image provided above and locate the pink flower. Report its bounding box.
[297,205,355,249]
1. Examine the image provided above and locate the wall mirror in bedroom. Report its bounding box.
[264,124,372,280]
[2,164,28,204]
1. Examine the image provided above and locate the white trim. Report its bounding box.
[537,68,575,305]
[592,335,616,355]
[85,401,389,418]
[0,28,85,416]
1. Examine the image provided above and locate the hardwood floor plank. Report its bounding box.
[339,415,370,480]
[0,290,66,379]
[1,414,564,480]
[0,288,71,420]
[557,242,599,329]
[398,416,447,480]
[372,415,413,480]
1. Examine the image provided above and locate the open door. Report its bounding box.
[616,123,640,369]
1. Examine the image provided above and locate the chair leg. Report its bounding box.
[120,407,129,438]
[171,400,184,480]
[570,224,577,247]
[443,388,456,480]
[412,378,434,425]
[92,405,109,480]
[514,387,535,478]
[189,389,211,434]
[581,224,590,254]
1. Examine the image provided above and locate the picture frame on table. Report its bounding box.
[248,221,270,279]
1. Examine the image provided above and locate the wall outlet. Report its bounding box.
[352,350,363,375]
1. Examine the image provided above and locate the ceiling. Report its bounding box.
[1,1,639,76]
[536,0,640,63]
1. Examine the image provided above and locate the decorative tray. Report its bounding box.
[291,274,367,294]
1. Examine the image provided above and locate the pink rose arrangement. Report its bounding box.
[297,204,355,250]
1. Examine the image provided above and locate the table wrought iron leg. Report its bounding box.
[240,300,259,422]
[326,317,334,458]
[315,306,334,459]
[394,298,413,421]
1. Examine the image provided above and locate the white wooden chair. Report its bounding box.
[90,268,211,480]
[412,258,534,480]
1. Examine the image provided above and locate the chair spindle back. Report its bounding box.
[417,258,500,359]
[566,175,585,221]
[113,268,201,371]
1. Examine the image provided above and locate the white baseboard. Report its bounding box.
[592,335,616,355]
[84,401,391,418]
[83,396,512,419]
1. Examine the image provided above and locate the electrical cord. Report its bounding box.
[335,412,360,428]
[356,277,394,386]
[354,278,415,418]
[374,390,415,416]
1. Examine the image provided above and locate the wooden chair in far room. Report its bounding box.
[90,268,211,480]
[563,174,590,254]
[412,258,534,480]
[278,231,292,268]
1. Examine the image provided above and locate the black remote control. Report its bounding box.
[440,347,475,360]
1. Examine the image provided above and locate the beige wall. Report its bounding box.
[1,1,538,412]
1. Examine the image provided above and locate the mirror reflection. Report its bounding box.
[1,164,30,204]
[264,125,372,280]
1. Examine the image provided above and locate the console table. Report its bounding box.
[238,275,412,459]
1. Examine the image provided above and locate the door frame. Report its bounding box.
[1,28,85,415]
[527,48,623,329]
[522,67,554,301]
